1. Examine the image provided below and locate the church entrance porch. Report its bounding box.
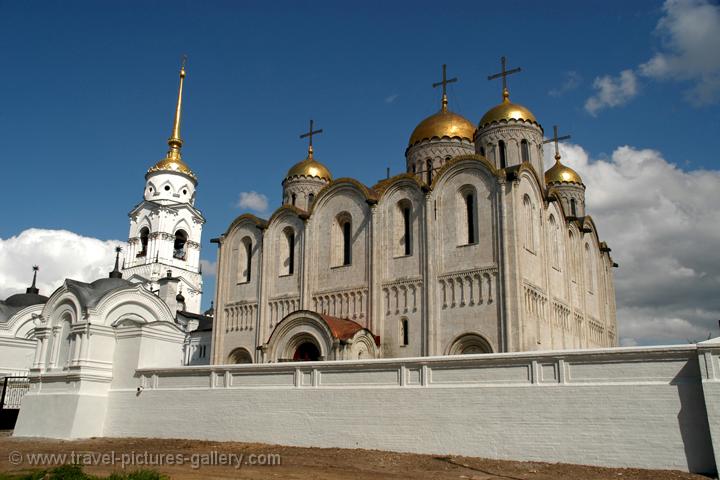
[293,342,321,361]
[261,310,379,363]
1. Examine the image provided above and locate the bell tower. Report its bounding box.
[123,58,205,314]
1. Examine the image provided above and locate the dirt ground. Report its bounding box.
[0,435,711,480]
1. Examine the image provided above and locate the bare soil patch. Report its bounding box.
[0,436,710,480]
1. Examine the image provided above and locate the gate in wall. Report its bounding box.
[0,376,30,430]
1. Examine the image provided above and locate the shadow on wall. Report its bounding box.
[674,357,716,476]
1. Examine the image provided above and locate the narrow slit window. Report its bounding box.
[521,139,530,163]
[466,193,475,244]
[403,206,411,255]
[342,221,352,266]
[498,141,507,169]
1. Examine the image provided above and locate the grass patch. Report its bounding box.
[0,465,166,479]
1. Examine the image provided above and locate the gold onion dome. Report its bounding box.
[146,59,197,182]
[479,88,537,129]
[408,95,475,147]
[286,146,332,181]
[545,155,583,185]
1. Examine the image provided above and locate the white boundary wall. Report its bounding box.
[16,341,720,475]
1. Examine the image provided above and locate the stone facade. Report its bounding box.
[212,101,618,364]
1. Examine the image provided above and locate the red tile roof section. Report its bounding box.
[319,314,365,341]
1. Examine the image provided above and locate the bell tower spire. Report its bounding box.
[167,55,187,161]
[146,56,196,182]
[125,57,205,314]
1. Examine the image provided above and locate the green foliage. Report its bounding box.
[0,465,166,480]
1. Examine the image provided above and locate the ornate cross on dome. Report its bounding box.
[432,64,457,111]
[26,265,40,294]
[300,119,323,158]
[543,125,571,160]
[488,56,521,100]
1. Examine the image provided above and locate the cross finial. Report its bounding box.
[543,125,571,161]
[26,265,40,294]
[432,64,458,112]
[488,56,522,101]
[300,119,323,158]
[109,246,123,279]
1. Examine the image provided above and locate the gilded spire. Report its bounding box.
[146,56,197,182]
[167,55,187,160]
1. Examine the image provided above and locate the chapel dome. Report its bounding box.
[479,90,538,129]
[3,293,48,308]
[408,107,475,147]
[285,151,332,182]
[545,157,583,185]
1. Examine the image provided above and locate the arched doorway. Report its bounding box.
[228,348,253,364]
[293,342,320,361]
[447,333,493,355]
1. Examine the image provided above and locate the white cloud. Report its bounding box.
[547,143,720,345]
[639,0,720,105]
[586,0,720,113]
[200,259,217,277]
[0,229,124,300]
[385,94,399,104]
[549,71,581,97]
[236,191,268,213]
[584,70,638,115]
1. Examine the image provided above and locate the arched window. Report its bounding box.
[523,195,535,252]
[466,193,476,244]
[281,227,295,276]
[342,220,352,265]
[396,200,412,256]
[521,139,530,163]
[426,159,433,184]
[585,244,594,293]
[400,318,409,346]
[568,230,576,282]
[458,186,478,245]
[570,198,577,217]
[333,213,353,267]
[412,164,417,174]
[549,215,560,268]
[498,140,507,169]
[291,193,297,206]
[228,348,253,364]
[479,146,485,156]
[55,314,73,370]
[308,193,315,206]
[173,230,188,259]
[239,237,252,282]
[138,227,149,257]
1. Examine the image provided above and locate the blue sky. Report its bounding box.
[2,0,720,344]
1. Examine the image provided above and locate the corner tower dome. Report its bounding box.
[545,157,583,185]
[285,148,333,182]
[282,120,332,210]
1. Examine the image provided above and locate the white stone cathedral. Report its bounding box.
[211,61,618,364]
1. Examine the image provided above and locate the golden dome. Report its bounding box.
[147,155,197,181]
[545,156,583,185]
[409,103,475,147]
[286,148,332,181]
[479,90,537,129]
